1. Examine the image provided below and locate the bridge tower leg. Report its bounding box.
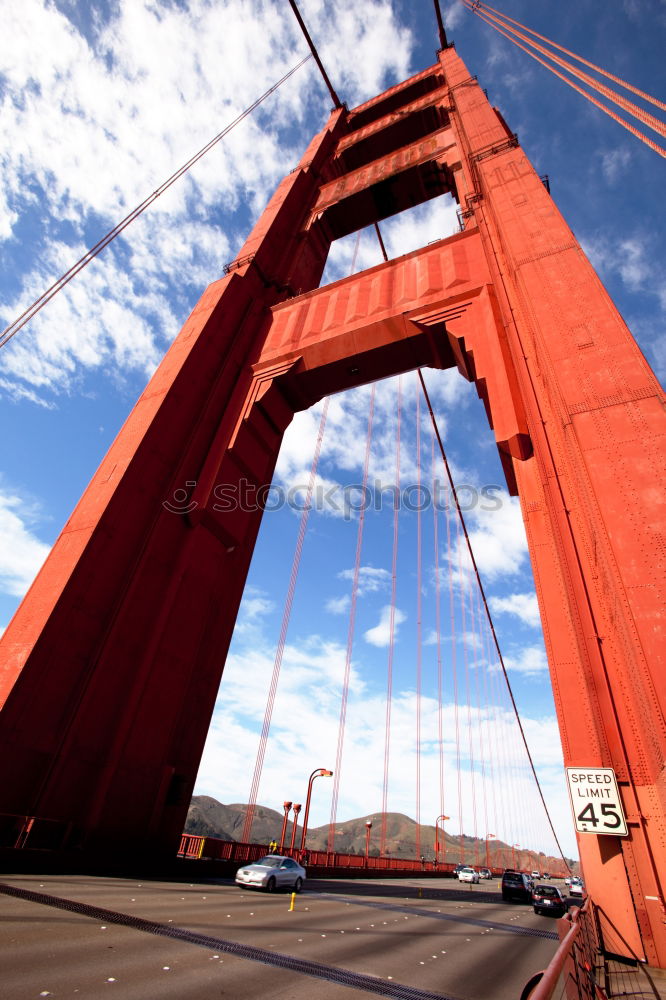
[0,44,664,965]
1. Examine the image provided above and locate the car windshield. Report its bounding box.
[504,873,523,883]
[254,856,282,868]
[537,886,560,897]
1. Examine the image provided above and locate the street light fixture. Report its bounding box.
[289,804,302,854]
[279,801,292,853]
[365,821,372,862]
[485,833,496,869]
[435,815,450,865]
[300,768,333,852]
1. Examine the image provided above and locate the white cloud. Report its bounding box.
[196,624,575,856]
[339,565,391,594]
[0,489,51,597]
[489,591,541,628]
[364,604,407,646]
[326,594,351,614]
[452,491,529,581]
[0,0,417,403]
[600,147,631,183]
[503,644,549,676]
[444,1,466,31]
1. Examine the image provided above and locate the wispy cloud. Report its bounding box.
[489,591,541,628]
[503,644,549,676]
[0,489,50,598]
[364,604,407,646]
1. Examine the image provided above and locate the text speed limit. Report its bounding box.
[566,767,628,836]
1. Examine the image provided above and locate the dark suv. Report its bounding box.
[501,869,534,902]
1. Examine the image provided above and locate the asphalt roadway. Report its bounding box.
[0,873,566,1000]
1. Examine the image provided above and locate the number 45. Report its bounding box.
[577,802,622,828]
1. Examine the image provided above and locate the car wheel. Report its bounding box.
[294,878,303,893]
[502,892,510,901]
[266,877,276,893]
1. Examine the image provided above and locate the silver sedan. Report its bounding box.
[235,854,306,893]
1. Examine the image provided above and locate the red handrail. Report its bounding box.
[524,901,587,1000]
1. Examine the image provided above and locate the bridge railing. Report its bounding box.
[176,834,511,876]
[520,897,661,1000]
[0,812,71,851]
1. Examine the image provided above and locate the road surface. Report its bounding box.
[1,873,564,999]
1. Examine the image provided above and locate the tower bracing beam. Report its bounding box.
[0,44,664,967]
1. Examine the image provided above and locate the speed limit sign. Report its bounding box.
[565,767,628,836]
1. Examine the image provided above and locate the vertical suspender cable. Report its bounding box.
[327,384,376,852]
[242,398,330,843]
[444,458,464,862]
[480,610,501,851]
[415,384,423,860]
[470,582,490,856]
[457,516,479,866]
[380,376,402,857]
[431,429,447,843]
[418,368,569,867]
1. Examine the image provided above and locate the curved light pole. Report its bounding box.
[289,804,302,854]
[279,801,292,853]
[485,833,495,869]
[365,821,372,864]
[435,815,450,865]
[300,768,333,852]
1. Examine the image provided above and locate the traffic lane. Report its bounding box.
[299,885,560,1000]
[2,875,476,1000]
[1,880,446,1000]
[1,874,560,1000]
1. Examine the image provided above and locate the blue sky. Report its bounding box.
[1,0,664,861]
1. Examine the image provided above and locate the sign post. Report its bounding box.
[565,767,628,836]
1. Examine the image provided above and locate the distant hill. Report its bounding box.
[185,796,575,872]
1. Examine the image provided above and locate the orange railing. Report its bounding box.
[176,834,509,875]
[520,897,660,1000]
[0,812,71,851]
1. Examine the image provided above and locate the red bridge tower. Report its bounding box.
[0,45,664,965]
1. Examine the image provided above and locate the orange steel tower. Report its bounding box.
[0,44,664,965]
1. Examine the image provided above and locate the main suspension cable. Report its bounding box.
[462,0,665,158]
[464,0,665,140]
[0,54,312,351]
[476,0,666,113]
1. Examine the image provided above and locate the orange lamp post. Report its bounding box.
[300,769,333,852]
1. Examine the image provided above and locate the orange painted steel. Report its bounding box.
[0,46,664,965]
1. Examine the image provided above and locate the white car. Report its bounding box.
[458,866,480,883]
[235,854,306,892]
[569,879,584,897]
[531,870,540,880]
